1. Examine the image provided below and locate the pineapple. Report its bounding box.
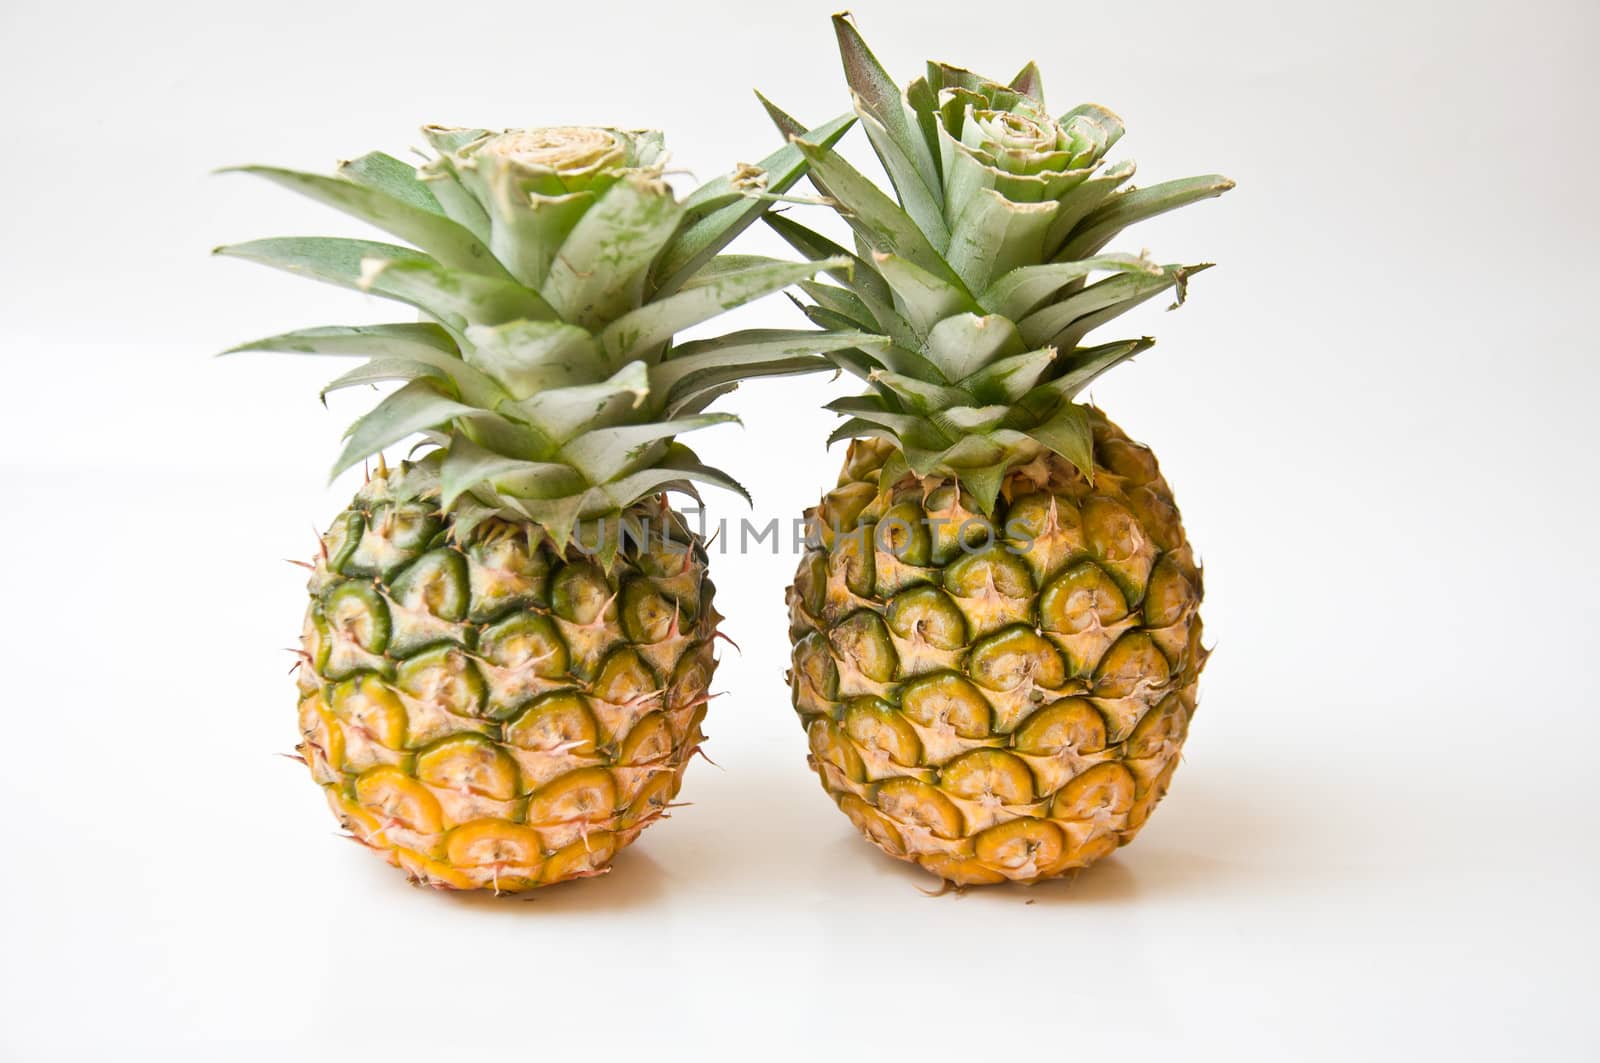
[769,17,1233,886]
[219,121,867,891]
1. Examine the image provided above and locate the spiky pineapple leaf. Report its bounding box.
[799,303,869,334]
[599,444,752,508]
[438,430,556,509]
[223,323,507,408]
[214,236,432,294]
[867,370,969,414]
[222,321,457,359]
[871,252,982,336]
[979,253,1162,321]
[420,126,490,154]
[456,411,555,463]
[558,414,740,484]
[1023,400,1095,482]
[412,129,495,241]
[665,355,831,417]
[1057,174,1235,260]
[655,327,886,399]
[855,105,950,248]
[826,416,898,448]
[898,430,1002,485]
[358,257,558,336]
[542,175,684,328]
[958,346,1059,404]
[652,112,857,296]
[500,493,588,552]
[220,166,509,278]
[331,378,477,481]
[955,462,1007,515]
[598,257,840,364]
[790,138,967,293]
[922,313,1027,383]
[933,405,1012,433]
[479,467,594,503]
[832,14,948,250]
[463,320,602,399]
[798,281,876,329]
[1016,263,1193,348]
[944,189,1057,296]
[319,358,450,402]
[509,361,650,444]
[1035,337,1156,401]
[758,92,912,299]
[829,336,948,384]
[755,90,811,143]
[337,152,444,216]
[1009,61,1044,104]
[825,395,926,436]
[761,213,871,289]
[1048,266,1208,351]
[764,213,913,348]
[678,112,853,216]
[218,238,548,340]
[819,340,945,384]
[1043,160,1137,258]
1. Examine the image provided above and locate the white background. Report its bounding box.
[3,0,1596,1059]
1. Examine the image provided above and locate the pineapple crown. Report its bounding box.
[762,14,1234,512]
[217,121,881,551]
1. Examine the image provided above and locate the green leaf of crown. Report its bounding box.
[763,14,1233,503]
[218,120,855,546]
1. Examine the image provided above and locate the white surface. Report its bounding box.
[2,0,1596,1059]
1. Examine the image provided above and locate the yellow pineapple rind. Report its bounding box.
[298,461,718,892]
[786,410,1206,886]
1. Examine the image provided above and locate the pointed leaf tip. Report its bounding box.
[1010,61,1044,102]
[756,92,807,140]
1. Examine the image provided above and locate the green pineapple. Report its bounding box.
[219,121,869,891]
[769,17,1233,885]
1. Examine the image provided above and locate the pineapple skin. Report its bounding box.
[786,411,1206,886]
[297,461,718,891]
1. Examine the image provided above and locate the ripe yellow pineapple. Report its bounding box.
[769,17,1232,885]
[220,120,868,890]
[294,460,720,890]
